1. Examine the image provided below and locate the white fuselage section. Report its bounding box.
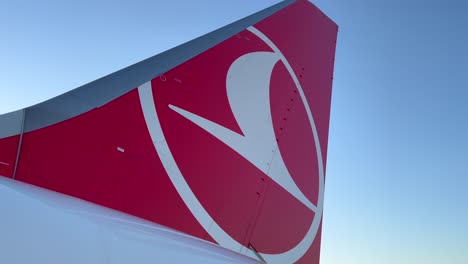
[0,177,260,264]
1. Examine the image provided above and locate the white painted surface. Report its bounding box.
[0,177,260,264]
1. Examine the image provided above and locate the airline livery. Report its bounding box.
[0,1,337,263]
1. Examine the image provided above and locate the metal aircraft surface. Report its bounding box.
[0,0,337,263]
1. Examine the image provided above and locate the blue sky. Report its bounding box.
[317,1,468,263]
[1,0,467,263]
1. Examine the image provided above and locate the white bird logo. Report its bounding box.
[169,50,316,212]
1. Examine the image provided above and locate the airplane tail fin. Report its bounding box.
[0,1,337,263]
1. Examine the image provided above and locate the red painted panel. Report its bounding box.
[16,91,211,242]
[151,29,275,247]
[257,0,338,175]
[248,2,336,262]
[13,1,336,263]
[0,135,20,178]
[247,62,316,253]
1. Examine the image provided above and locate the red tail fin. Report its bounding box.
[0,1,337,263]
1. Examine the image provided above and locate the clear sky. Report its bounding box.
[1,0,467,263]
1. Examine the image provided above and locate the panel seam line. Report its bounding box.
[12,108,25,179]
